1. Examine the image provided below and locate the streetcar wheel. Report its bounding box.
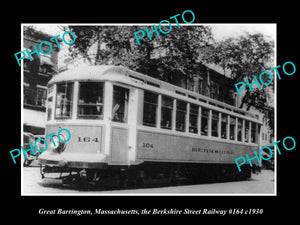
[170,170,181,186]
[135,171,145,188]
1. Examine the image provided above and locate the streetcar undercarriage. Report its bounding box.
[40,162,252,190]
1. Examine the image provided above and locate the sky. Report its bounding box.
[29,23,276,42]
[210,24,276,41]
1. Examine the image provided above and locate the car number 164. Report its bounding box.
[77,137,99,142]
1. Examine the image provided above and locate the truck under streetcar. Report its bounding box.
[38,65,262,188]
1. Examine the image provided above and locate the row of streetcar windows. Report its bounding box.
[48,82,129,123]
[47,82,258,144]
[143,91,258,143]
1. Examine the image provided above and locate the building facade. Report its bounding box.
[169,63,239,108]
[23,26,61,135]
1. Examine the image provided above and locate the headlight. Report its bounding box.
[51,135,60,149]
[59,132,68,142]
[35,140,46,152]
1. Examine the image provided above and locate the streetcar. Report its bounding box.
[38,65,262,187]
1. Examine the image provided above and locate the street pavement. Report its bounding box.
[22,166,275,195]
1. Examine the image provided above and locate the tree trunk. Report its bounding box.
[239,89,249,109]
[95,27,102,65]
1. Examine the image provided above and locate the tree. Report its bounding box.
[211,32,274,131]
[67,25,214,86]
[212,33,274,107]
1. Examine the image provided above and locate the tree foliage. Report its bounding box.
[212,34,274,101]
[68,25,214,85]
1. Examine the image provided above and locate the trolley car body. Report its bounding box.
[38,66,262,181]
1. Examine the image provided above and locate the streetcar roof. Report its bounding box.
[48,65,262,124]
[48,65,129,84]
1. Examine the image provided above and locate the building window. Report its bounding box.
[201,108,209,135]
[189,104,198,133]
[78,82,104,119]
[143,91,158,127]
[161,96,173,130]
[55,82,73,119]
[237,118,243,141]
[251,122,257,143]
[46,96,53,121]
[40,66,47,74]
[244,120,249,142]
[176,100,187,132]
[112,86,129,123]
[198,80,203,95]
[36,87,47,106]
[24,85,47,107]
[210,81,216,99]
[200,76,208,96]
[24,59,29,70]
[230,116,236,140]
[221,114,228,139]
[23,85,30,105]
[211,110,219,137]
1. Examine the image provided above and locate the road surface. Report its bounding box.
[22,166,275,195]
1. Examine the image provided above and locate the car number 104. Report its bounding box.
[77,137,99,142]
[142,143,154,148]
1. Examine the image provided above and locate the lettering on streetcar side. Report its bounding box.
[142,143,154,148]
[192,147,234,155]
[77,137,99,143]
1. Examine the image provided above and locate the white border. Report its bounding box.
[20,23,277,196]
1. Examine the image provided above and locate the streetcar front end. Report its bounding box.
[38,78,112,177]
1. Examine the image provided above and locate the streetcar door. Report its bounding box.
[110,85,130,164]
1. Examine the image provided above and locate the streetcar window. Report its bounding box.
[176,100,187,132]
[251,122,257,143]
[211,110,219,137]
[46,96,53,121]
[143,91,158,127]
[55,82,73,119]
[78,82,104,119]
[201,108,209,136]
[112,86,129,123]
[221,114,228,139]
[237,118,243,141]
[161,96,173,130]
[229,116,236,140]
[244,120,249,142]
[189,104,198,134]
